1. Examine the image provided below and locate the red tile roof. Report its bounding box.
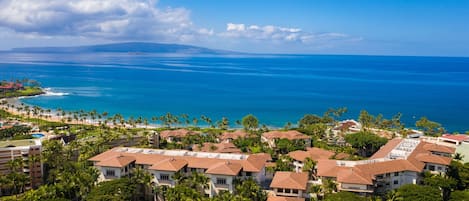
[263,130,311,140]
[267,196,305,201]
[270,171,309,190]
[369,138,403,159]
[206,161,242,176]
[0,82,23,89]
[440,134,469,142]
[317,139,456,185]
[288,147,335,162]
[415,153,452,166]
[96,155,135,168]
[422,143,456,154]
[220,130,248,141]
[337,168,373,185]
[149,158,187,171]
[90,147,268,174]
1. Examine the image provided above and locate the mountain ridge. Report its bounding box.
[9,42,240,54]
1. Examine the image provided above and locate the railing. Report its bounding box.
[158,180,173,185]
[214,183,229,189]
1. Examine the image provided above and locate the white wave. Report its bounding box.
[43,88,70,96]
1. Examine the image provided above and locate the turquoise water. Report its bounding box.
[0,53,468,132]
[31,133,45,138]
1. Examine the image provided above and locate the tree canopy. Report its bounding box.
[324,191,366,201]
[393,184,442,201]
[241,114,259,131]
[415,116,445,136]
[344,131,388,157]
[298,114,323,128]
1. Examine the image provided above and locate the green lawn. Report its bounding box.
[0,87,44,98]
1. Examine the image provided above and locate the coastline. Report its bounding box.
[1,95,247,130]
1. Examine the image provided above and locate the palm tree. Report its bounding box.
[234,178,266,201]
[302,157,317,180]
[454,153,464,161]
[308,184,323,201]
[6,157,27,195]
[386,189,403,201]
[192,117,199,127]
[171,171,186,185]
[188,172,210,195]
[217,117,229,130]
[322,178,337,194]
[132,166,152,200]
[28,154,41,188]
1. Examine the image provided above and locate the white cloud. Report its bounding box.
[0,0,209,42]
[226,23,245,32]
[0,1,361,53]
[220,23,357,45]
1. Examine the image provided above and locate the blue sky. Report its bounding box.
[0,0,468,56]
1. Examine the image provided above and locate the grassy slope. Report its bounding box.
[0,87,44,98]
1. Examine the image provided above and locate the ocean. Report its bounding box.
[1,52,468,132]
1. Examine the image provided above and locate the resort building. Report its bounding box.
[301,138,456,195]
[267,196,305,201]
[0,139,42,193]
[0,82,23,92]
[289,147,349,172]
[437,134,469,145]
[192,142,242,153]
[270,171,309,198]
[89,147,269,197]
[159,129,200,143]
[262,130,311,148]
[219,130,248,143]
[331,119,362,136]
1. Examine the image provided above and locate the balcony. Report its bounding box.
[158,179,173,186]
[339,185,374,193]
[214,183,229,189]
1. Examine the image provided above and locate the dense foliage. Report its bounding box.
[324,191,366,201]
[392,184,442,201]
[241,114,259,131]
[344,131,388,157]
[0,125,31,140]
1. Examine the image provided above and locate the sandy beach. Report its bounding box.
[1,97,103,126]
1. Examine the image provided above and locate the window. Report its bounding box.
[285,189,291,193]
[105,169,115,176]
[292,189,298,194]
[394,180,399,185]
[277,188,284,193]
[429,165,435,171]
[216,178,227,185]
[160,174,170,181]
[245,172,252,176]
[437,166,443,170]
[386,173,391,177]
[394,172,399,176]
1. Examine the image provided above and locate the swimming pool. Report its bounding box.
[31,133,45,138]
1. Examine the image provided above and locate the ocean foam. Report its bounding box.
[43,88,70,96]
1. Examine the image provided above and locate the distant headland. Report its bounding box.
[0,79,44,99]
[8,42,241,55]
